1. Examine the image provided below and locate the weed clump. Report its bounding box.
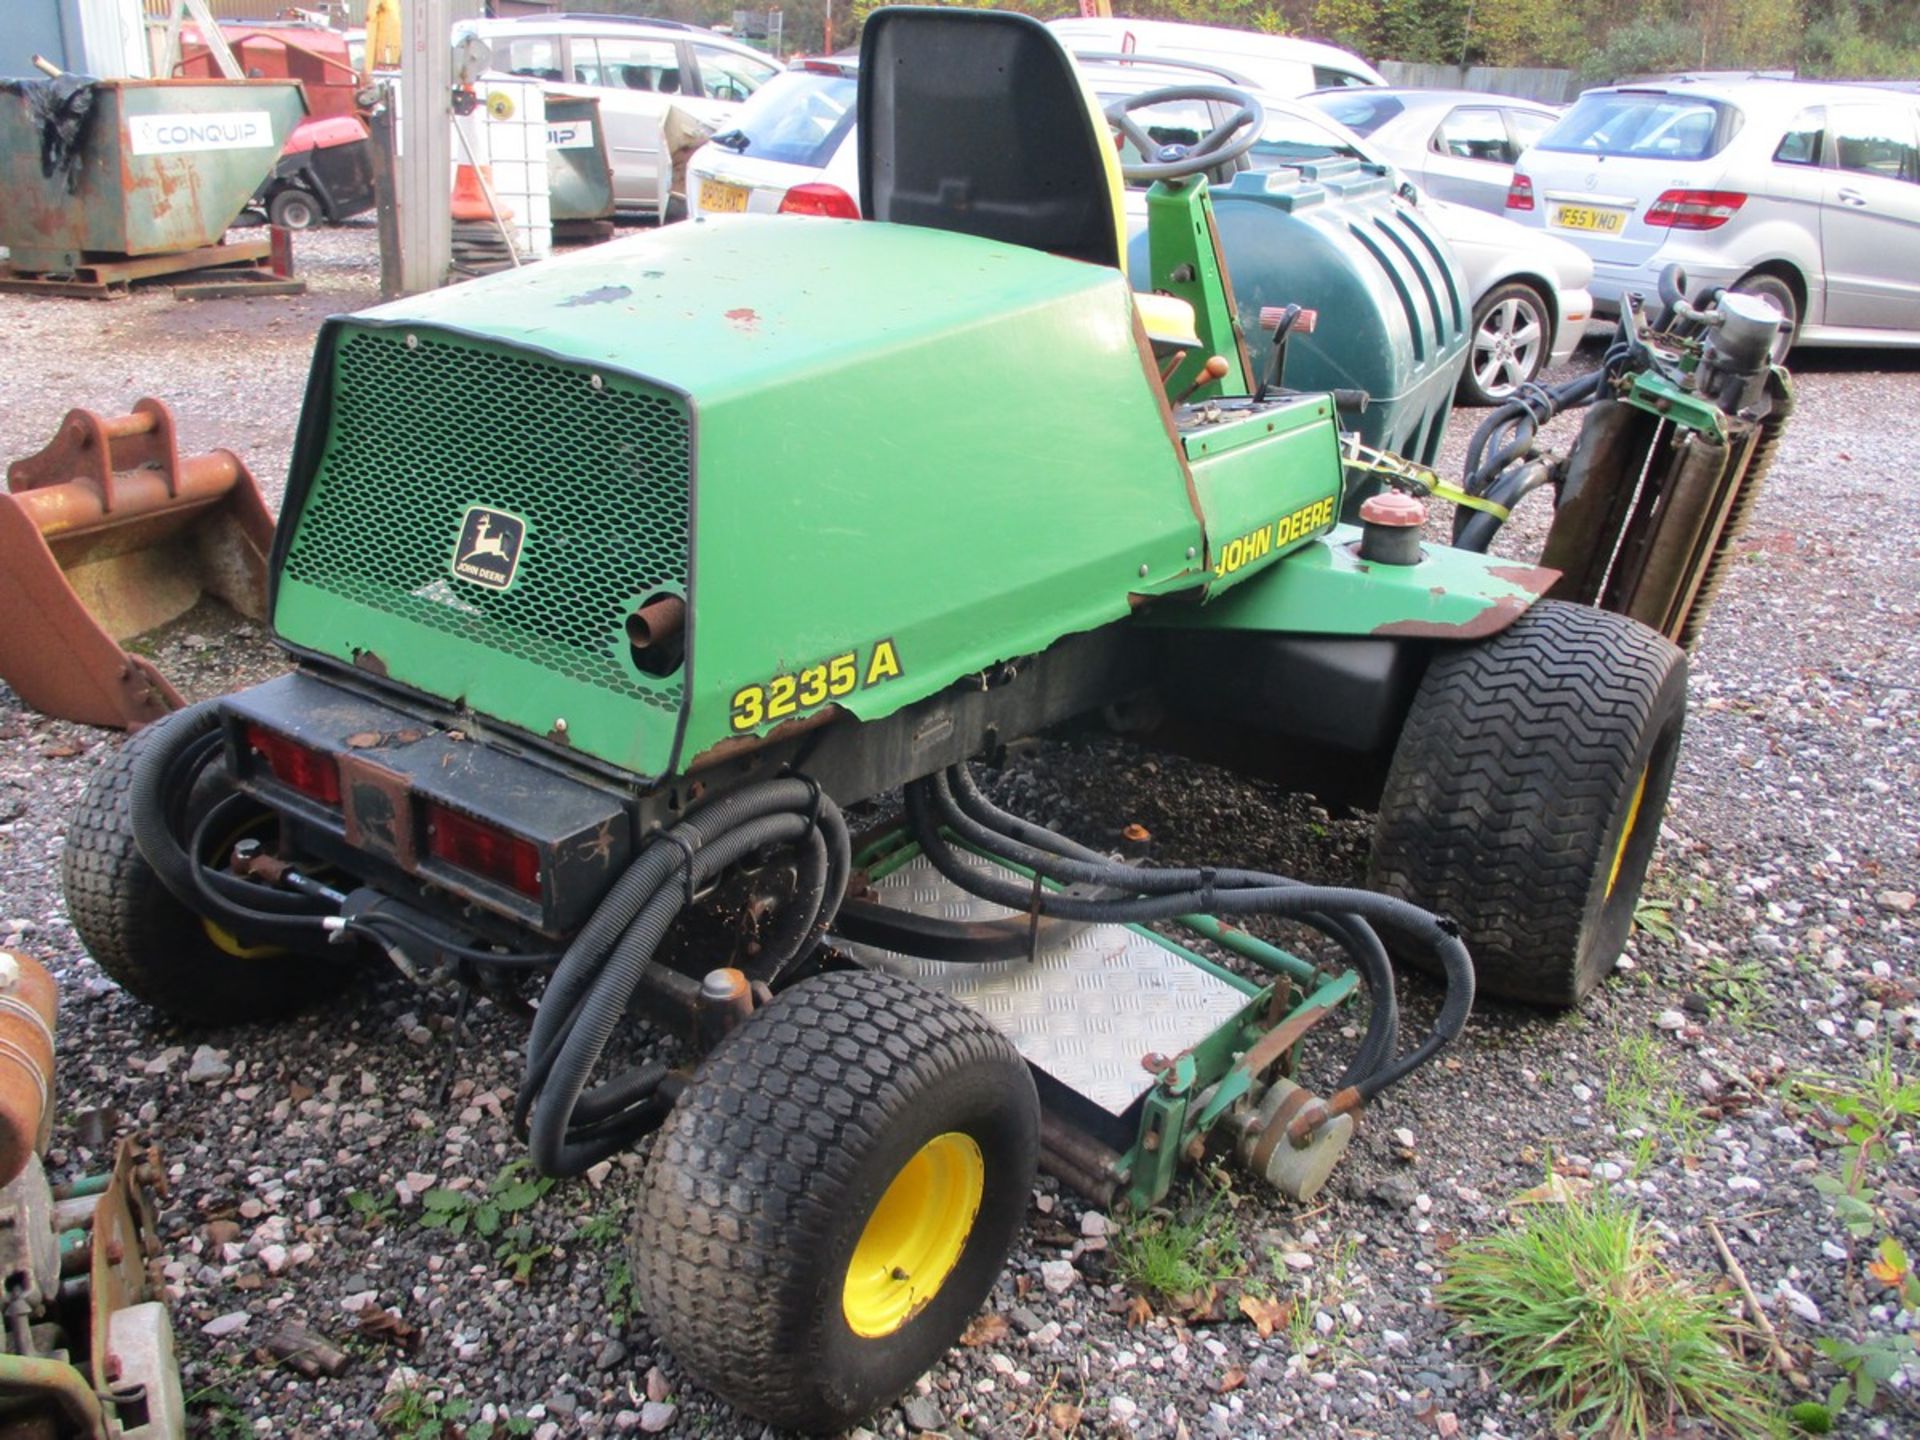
[1440,1191,1778,1439]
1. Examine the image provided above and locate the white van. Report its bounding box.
[455,15,780,219]
[1045,17,1382,96]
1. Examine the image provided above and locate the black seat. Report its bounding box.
[857,8,1123,269]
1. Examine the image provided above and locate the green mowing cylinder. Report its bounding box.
[0,78,307,272]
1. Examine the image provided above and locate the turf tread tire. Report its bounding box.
[62,722,350,1026]
[633,968,1038,1434]
[1368,601,1686,1008]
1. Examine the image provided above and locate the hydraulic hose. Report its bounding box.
[1452,305,1699,552]
[905,768,1469,1103]
[942,765,1401,1084]
[1452,457,1554,555]
[523,776,843,1076]
[517,776,850,1178]
[130,704,339,947]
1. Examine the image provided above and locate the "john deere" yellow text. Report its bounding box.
[1213,495,1337,578]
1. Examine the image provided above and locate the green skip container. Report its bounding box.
[0,78,307,273]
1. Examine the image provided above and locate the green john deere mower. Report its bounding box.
[62,10,1792,1432]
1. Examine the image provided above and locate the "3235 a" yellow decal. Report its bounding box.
[730,639,904,732]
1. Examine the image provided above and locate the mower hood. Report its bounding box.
[270,219,1203,779]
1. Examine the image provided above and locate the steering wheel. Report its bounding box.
[1104,85,1267,184]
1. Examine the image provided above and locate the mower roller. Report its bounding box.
[57,9,1789,1432]
[0,399,275,730]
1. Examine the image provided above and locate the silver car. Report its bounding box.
[1305,88,1560,215]
[1505,78,1920,350]
[457,14,781,219]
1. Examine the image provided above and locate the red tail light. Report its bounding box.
[1645,189,1746,230]
[244,723,341,806]
[1505,173,1534,211]
[425,802,541,898]
[777,183,859,219]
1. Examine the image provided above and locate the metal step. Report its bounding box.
[841,850,1249,1116]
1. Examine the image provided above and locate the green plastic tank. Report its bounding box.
[0,78,306,273]
[1129,157,1469,485]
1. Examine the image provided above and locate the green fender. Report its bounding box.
[1143,525,1557,640]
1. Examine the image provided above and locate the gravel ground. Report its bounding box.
[1,225,1917,1440]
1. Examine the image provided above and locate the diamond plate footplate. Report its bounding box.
[841,851,1249,1115]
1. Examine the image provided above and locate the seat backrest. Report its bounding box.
[858,8,1126,269]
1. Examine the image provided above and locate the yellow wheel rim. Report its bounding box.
[1606,767,1651,898]
[200,917,285,960]
[842,1131,984,1338]
[197,812,289,960]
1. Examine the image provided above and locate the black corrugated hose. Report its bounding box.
[1453,302,1691,554]
[515,776,850,1177]
[905,765,1471,1104]
[127,705,854,1176]
[936,765,1402,1091]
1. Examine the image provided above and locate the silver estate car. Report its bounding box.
[1505,79,1920,350]
[1306,88,1561,215]
[458,14,780,219]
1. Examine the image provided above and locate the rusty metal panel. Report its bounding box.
[0,399,274,729]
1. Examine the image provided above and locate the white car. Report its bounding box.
[456,14,781,220]
[690,58,862,219]
[1044,17,1382,95]
[1505,78,1920,350]
[689,56,1593,404]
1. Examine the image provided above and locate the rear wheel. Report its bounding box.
[1367,601,1687,1008]
[269,188,320,231]
[633,968,1038,1433]
[1730,271,1798,362]
[1459,281,1551,406]
[62,715,351,1026]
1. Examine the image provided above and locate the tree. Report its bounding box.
[1467,0,1587,68]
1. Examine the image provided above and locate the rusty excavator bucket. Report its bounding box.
[0,399,274,730]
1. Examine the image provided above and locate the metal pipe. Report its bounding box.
[1174,913,1319,984]
[626,594,686,650]
[12,458,241,536]
[51,1173,111,1202]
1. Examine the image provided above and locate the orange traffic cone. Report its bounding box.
[451,163,513,224]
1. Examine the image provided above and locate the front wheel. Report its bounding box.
[1368,601,1687,1008]
[1459,281,1551,406]
[633,968,1038,1433]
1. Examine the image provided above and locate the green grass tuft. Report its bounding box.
[1439,1191,1781,1439]
[1111,1176,1245,1300]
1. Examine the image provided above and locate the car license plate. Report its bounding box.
[1552,204,1627,234]
[700,179,749,214]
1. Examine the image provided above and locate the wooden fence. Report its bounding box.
[1377,61,1582,104]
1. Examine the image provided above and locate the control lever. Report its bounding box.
[1254,304,1317,402]
[1173,355,1232,407]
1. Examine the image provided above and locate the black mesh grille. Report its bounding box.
[282,327,690,710]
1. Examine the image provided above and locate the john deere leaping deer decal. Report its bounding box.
[452,506,527,590]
